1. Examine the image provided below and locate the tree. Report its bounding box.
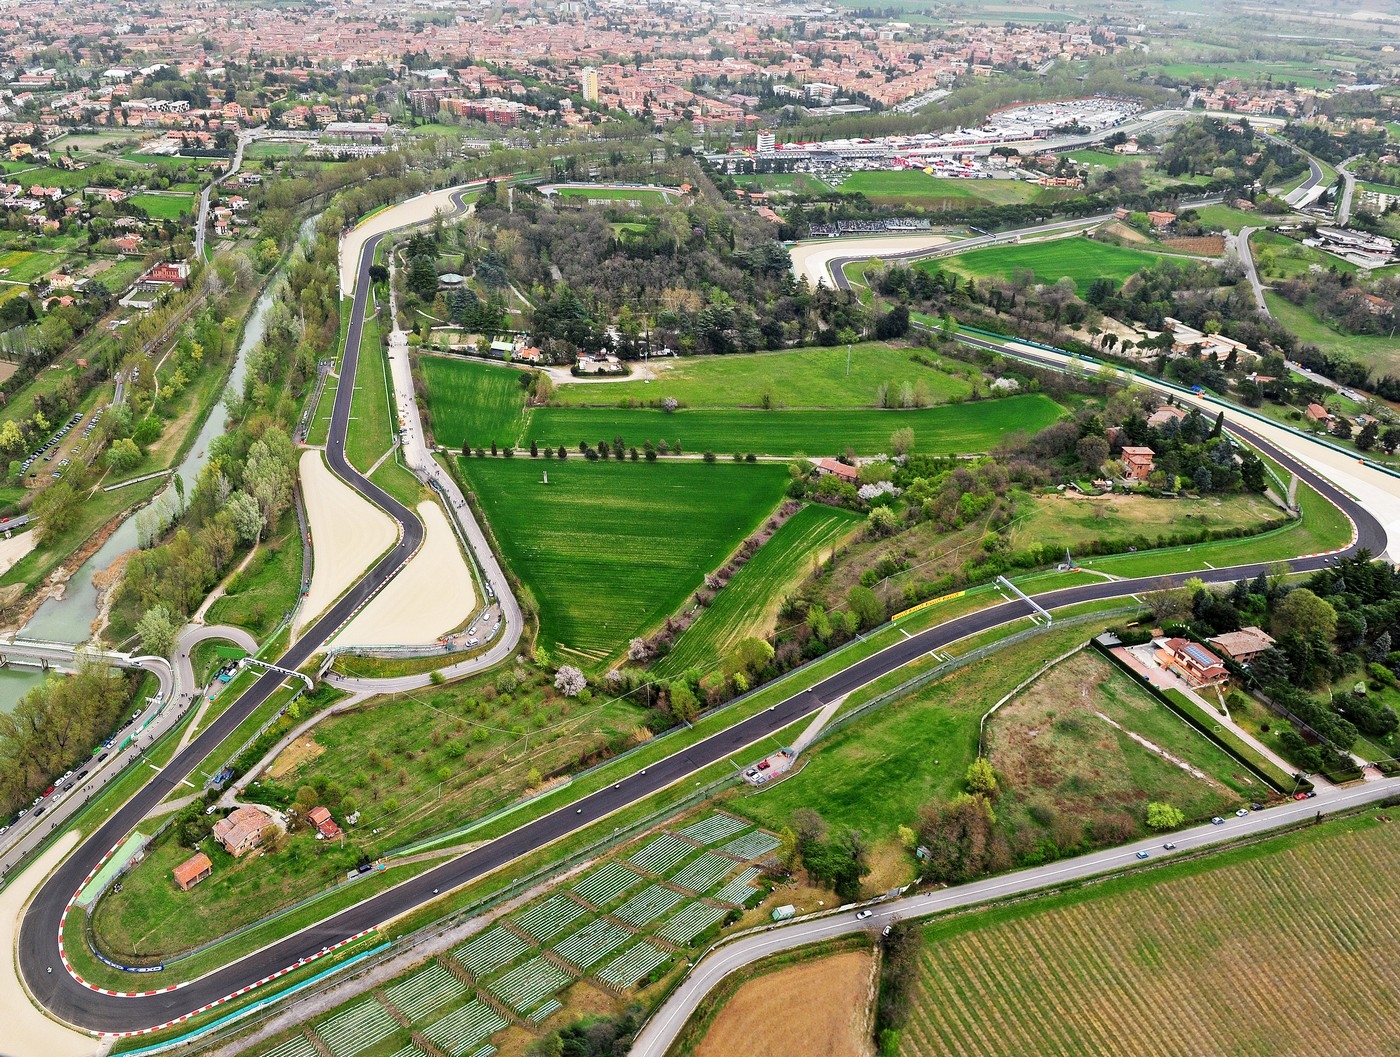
[1356,420,1379,452]
[1077,434,1109,474]
[889,427,915,456]
[867,505,899,537]
[227,490,264,545]
[847,585,885,630]
[724,637,774,680]
[554,665,586,697]
[31,480,80,544]
[965,757,998,797]
[104,437,142,474]
[1146,802,1185,830]
[244,432,294,537]
[136,604,178,657]
[1273,587,1337,643]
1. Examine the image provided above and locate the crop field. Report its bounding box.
[934,237,1176,295]
[1156,59,1337,89]
[129,192,195,219]
[419,354,527,449]
[458,457,788,661]
[658,505,862,676]
[697,950,875,1057]
[899,818,1400,1057]
[550,344,978,409]
[840,171,1040,207]
[524,393,1064,458]
[0,249,66,283]
[552,186,673,206]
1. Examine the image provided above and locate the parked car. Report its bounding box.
[1235,808,1250,817]
[1211,816,1225,825]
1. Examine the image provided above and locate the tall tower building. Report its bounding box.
[581,67,599,103]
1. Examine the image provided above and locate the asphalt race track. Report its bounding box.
[16,193,1390,1034]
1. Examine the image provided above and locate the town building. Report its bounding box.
[1157,638,1229,687]
[1120,446,1155,482]
[213,805,274,858]
[173,852,212,891]
[581,66,599,103]
[307,806,343,840]
[1208,627,1277,666]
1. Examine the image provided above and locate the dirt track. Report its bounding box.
[295,449,396,638]
[696,949,876,1057]
[333,501,475,649]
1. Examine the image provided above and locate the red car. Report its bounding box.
[1293,792,1308,801]
[42,785,54,798]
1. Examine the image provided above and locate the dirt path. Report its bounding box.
[294,449,396,639]
[0,831,98,1057]
[696,949,876,1057]
[0,530,36,577]
[333,501,475,649]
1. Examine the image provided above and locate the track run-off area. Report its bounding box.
[10,193,1398,1043]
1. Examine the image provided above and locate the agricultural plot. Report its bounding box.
[488,955,576,1013]
[679,813,751,845]
[529,999,563,1022]
[458,458,788,661]
[900,820,1400,1057]
[422,1000,508,1057]
[934,237,1178,296]
[628,832,697,874]
[384,963,467,1021]
[524,394,1064,458]
[129,192,195,219]
[669,853,737,895]
[550,343,976,409]
[656,902,727,945]
[314,998,400,1057]
[261,1035,320,1057]
[0,249,65,283]
[453,925,532,977]
[419,355,528,450]
[597,941,672,989]
[571,861,644,907]
[613,884,686,928]
[716,830,782,861]
[713,866,764,907]
[657,505,862,676]
[511,894,588,943]
[552,919,634,970]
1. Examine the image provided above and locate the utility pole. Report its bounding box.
[846,343,852,377]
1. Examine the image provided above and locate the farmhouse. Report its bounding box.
[1157,638,1229,687]
[1305,402,1333,425]
[1208,626,1276,666]
[1147,405,1187,430]
[307,806,343,840]
[814,457,859,484]
[1120,446,1155,482]
[213,805,274,858]
[172,852,212,891]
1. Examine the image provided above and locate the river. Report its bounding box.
[19,215,320,649]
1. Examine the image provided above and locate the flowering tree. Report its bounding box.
[554,665,587,697]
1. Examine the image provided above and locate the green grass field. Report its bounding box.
[524,393,1063,458]
[0,248,65,283]
[1066,149,1134,169]
[934,237,1175,295]
[1264,291,1400,378]
[1155,59,1337,90]
[205,522,304,640]
[551,344,978,410]
[419,355,528,449]
[128,192,195,219]
[657,504,863,676]
[841,170,1039,207]
[738,172,833,194]
[345,310,393,471]
[459,457,789,662]
[244,141,308,160]
[1188,204,1271,234]
[552,186,672,206]
[899,818,1400,1057]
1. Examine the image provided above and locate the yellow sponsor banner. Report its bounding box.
[892,589,965,622]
